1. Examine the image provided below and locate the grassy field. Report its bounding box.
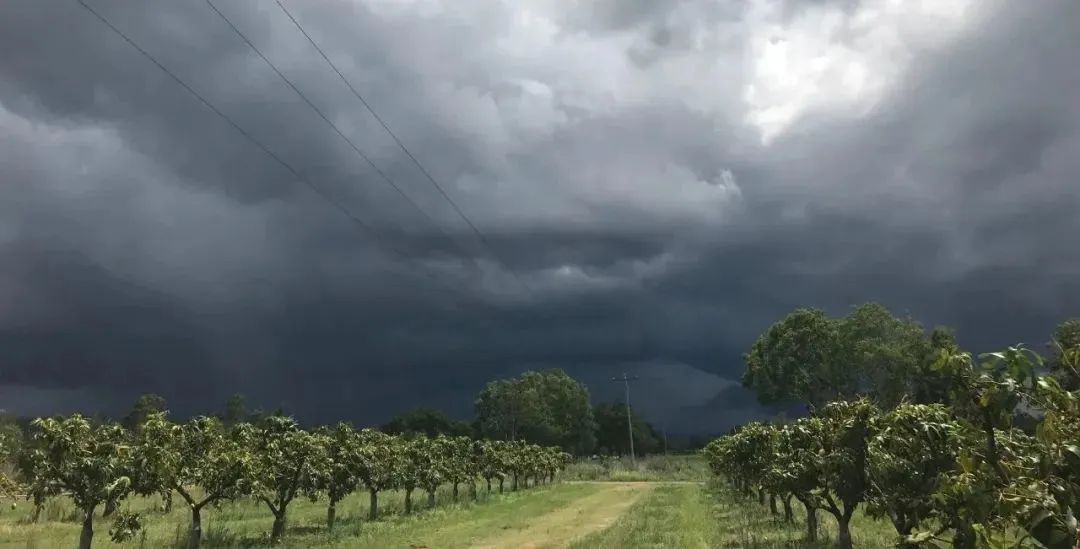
[560,454,710,482]
[0,456,901,548]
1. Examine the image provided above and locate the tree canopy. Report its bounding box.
[381,408,472,438]
[742,303,932,409]
[474,369,597,454]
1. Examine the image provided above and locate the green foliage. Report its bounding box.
[381,408,473,438]
[245,415,327,542]
[593,401,661,456]
[475,369,597,454]
[718,333,1080,549]
[742,303,932,409]
[121,393,167,434]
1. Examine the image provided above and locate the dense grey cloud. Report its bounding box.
[1,0,1078,432]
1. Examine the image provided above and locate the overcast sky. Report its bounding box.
[2,0,1078,432]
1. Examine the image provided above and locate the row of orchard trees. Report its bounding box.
[707,310,1080,549]
[12,413,571,549]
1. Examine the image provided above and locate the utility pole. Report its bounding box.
[612,373,640,466]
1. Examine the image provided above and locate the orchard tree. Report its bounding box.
[247,416,327,543]
[406,436,449,508]
[312,424,360,532]
[816,399,880,549]
[132,413,254,549]
[866,403,961,540]
[19,415,136,549]
[769,419,829,541]
[354,429,401,520]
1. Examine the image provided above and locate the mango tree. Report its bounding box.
[133,413,254,549]
[866,403,961,542]
[313,423,360,532]
[18,415,135,549]
[816,399,880,549]
[354,429,401,520]
[247,416,328,543]
[766,419,828,541]
[409,436,450,507]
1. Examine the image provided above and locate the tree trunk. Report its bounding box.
[270,505,287,544]
[31,503,41,523]
[469,481,477,500]
[271,511,286,543]
[163,490,173,513]
[326,500,336,532]
[802,501,818,542]
[499,477,505,493]
[757,489,765,505]
[783,496,793,523]
[486,478,492,493]
[837,513,853,549]
[189,505,202,549]
[769,493,779,516]
[368,490,378,520]
[512,474,519,491]
[79,506,95,549]
[427,489,436,508]
[404,489,413,515]
[452,482,459,502]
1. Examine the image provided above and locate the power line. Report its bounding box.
[74,0,468,308]
[203,0,476,264]
[274,0,529,291]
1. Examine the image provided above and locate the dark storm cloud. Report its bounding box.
[2,0,1078,431]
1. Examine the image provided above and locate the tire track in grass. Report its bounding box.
[469,482,654,549]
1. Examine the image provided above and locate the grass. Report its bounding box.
[0,455,905,548]
[0,482,603,548]
[572,481,898,549]
[560,454,710,482]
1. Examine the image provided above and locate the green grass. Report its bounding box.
[0,482,603,548]
[573,481,898,549]
[561,454,710,482]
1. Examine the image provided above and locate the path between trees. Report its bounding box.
[469,482,655,549]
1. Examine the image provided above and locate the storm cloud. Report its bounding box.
[1,0,1078,431]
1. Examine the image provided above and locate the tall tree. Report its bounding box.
[743,304,931,410]
[593,402,660,456]
[222,394,248,427]
[475,369,596,454]
[122,394,167,434]
[742,308,840,408]
[381,408,472,438]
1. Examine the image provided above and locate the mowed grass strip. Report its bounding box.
[471,482,653,549]
[570,483,713,549]
[572,483,899,549]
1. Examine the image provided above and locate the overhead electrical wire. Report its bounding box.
[274,0,530,293]
[74,0,477,308]
[203,0,479,266]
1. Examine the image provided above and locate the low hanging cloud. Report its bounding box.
[1,0,1079,431]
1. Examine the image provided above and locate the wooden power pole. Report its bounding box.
[612,373,640,466]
